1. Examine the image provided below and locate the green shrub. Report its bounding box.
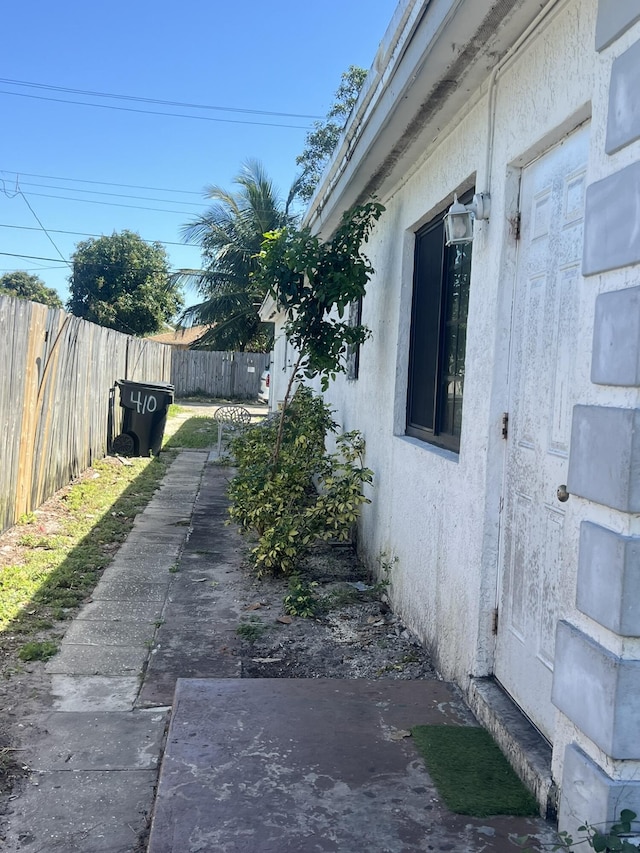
[228,387,372,575]
[283,575,320,617]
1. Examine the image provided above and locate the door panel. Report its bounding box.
[495,125,589,740]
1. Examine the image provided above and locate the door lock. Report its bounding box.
[557,484,570,503]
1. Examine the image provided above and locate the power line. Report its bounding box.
[0,250,202,276]
[0,169,203,196]
[0,77,323,120]
[18,192,71,268]
[0,251,68,263]
[12,180,204,208]
[12,190,196,216]
[0,89,313,130]
[0,266,64,272]
[0,222,196,249]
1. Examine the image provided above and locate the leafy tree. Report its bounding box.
[225,200,383,576]
[67,230,183,336]
[0,271,63,308]
[295,65,368,203]
[177,160,300,352]
[228,387,372,576]
[255,199,384,458]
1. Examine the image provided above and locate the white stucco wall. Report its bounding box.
[267,0,640,828]
[258,295,300,413]
[317,0,599,698]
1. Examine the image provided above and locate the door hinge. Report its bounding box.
[491,608,499,635]
[512,211,521,241]
[501,412,509,439]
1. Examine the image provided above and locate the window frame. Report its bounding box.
[346,296,363,381]
[406,192,473,453]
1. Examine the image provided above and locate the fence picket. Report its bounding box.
[0,297,172,534]
[169,350,268,399]
[0,296,270,534]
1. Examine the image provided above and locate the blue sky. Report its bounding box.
[0,1,398,308]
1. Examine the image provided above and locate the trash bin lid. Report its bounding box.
[117,379,174,392]
[118,379,174,413]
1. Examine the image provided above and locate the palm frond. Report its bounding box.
[181,159,301,350]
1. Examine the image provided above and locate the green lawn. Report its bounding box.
[0,454,173,646]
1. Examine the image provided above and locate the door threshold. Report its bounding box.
[468,677,558,820]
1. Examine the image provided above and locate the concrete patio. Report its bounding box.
[2,450,558,852]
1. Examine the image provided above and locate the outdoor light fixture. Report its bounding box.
[444,192,491,245]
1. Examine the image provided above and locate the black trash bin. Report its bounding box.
[112,379,174,457]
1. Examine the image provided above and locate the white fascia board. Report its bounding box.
[258,292,280,322]
[305,0,544,238]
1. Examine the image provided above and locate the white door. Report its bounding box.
[494,124,589,741]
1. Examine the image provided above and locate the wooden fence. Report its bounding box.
[0,296,171,535]
[170,350,269,399]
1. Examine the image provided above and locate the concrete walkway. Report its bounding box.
[2,450,558,852]
[3,451,211,852]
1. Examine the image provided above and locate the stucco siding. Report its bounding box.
[320,0,597,689]
[276,0,640,830]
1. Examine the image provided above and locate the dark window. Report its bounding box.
[346,296,363,381]
[406,199,473,452]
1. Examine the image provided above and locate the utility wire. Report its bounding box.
[0,169,203,196]
[12,180,204,208]
[10,190,197,216]
[0,251,68,263]
[0,222,195,249]
[0,250,202,276]
[0,89,313,130]
[18,191,72,268]
[0,76,323,120]
[0,267,62,272]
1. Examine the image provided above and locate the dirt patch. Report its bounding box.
[235,544,437,682]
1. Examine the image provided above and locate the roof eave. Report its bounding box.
[304,0,545,237]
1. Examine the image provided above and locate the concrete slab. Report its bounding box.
[78,598,165,621]
[108,550,180,572]
[162,599,242,621]
[128,523,189,541]
[61,618,156,647]
[137,623,241,707]
[137,506,193,522]
[92,577,170,601]
[148,678,553,853]
[116,539,183,559]
[26,709,168,770]
[155,475,205,488]
[152,485,200,496]
[166,579,225,605]
[131,512,191,528]
[100,559,177,582]
[180,547,236,560]
[169,562,245,586]
[2,769,157,853]
[46,643,149,676]
[51,675,140,711]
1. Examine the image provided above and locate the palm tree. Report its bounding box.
[177,160,300,352]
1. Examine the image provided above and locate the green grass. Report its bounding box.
[18,640,59,662]
[0,454,173,645]
[411,725,539,817]
[236,618,267,642]
[163,415,218,449]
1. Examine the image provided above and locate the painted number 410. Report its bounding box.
[129,391,158,414]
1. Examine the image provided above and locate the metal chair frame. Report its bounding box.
[213,405,252,454]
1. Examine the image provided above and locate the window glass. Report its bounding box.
[406,198,473,452]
